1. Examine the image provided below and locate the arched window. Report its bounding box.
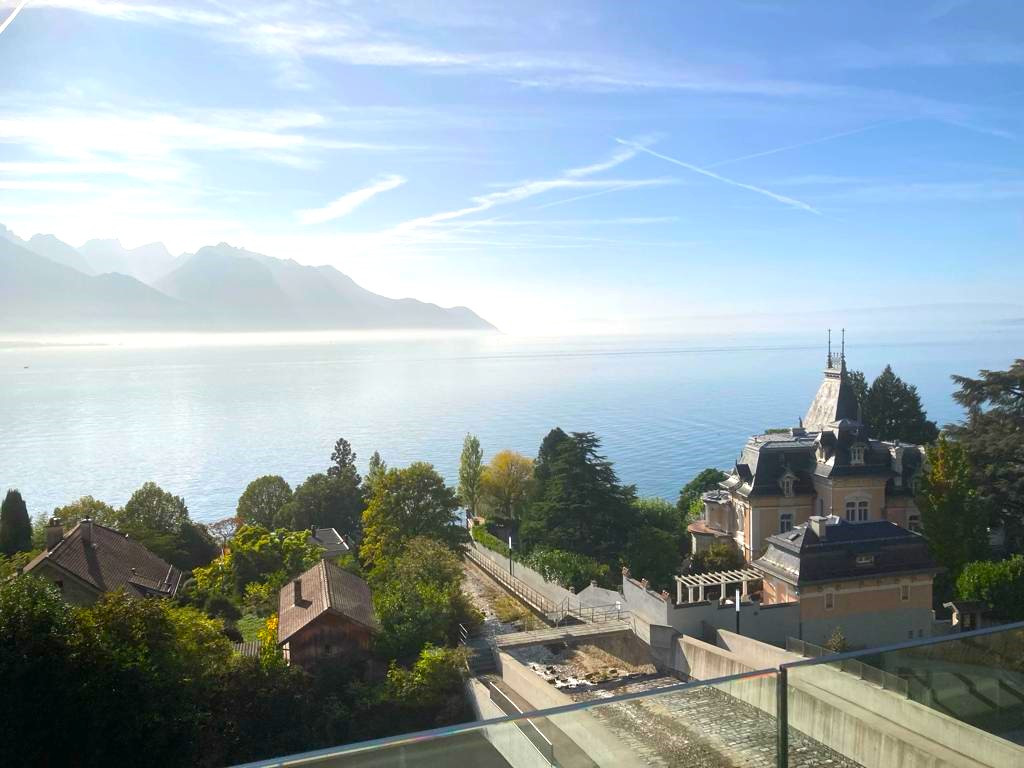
[845,496,870,522]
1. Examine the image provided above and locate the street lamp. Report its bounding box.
[508,535,514,576]
[735,587,741,634]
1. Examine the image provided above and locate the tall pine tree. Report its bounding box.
[0,489,32,556]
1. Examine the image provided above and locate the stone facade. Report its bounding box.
[690,353,925,563]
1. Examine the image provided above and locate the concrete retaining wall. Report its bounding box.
[470,542,577,608]
[678,631,1022,768]
[464,679,553,768]
[496,651,645,767]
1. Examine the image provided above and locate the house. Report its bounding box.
[22,518,181,605]
[277,559,378,668]
[692,340,926,563]
[752,515,940,647]
[307,526,350,558]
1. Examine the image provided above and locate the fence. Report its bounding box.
[787,637,909,696]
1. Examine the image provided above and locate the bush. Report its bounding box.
[204,594,242,622]
[470,524,510,558]
[523,547,608,591]
[690,541,744,574]
[957,555,1024,621]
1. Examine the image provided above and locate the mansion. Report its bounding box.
[690,349,926,563]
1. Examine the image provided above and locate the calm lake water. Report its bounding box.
[1,328,1021,523]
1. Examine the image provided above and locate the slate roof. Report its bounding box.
[23,520,181,597]
[803,363,859,432]
[753,516,938,587]
[308,527,350,557]
[277,559,378,644]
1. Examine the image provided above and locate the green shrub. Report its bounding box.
[957,555,1024,621]
[523,547,607,591]
[470,524,510,558]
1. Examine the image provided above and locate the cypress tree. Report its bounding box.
[0,489,32,556]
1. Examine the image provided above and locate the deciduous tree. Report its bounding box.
[236,475,293,529]
[456,434,484,519]
[480,449,533,522]
[282,473,364,540]
[676,468,726,516]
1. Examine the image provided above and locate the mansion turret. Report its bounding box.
[690,347,926,563]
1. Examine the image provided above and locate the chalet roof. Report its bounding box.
[23,520,181,598]
[753,517,938,587]
[277,559,378,644]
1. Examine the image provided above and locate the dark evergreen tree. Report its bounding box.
[520,431,636,564]
[863,365,939,444]
[0,489,32,556]
[328,437,362,485]
[947,358,1024,547]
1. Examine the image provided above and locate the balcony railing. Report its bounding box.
[230,620,1024,768]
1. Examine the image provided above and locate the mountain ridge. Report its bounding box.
[0,226,495,333]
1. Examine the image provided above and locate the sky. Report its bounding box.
[0,0,1022,335]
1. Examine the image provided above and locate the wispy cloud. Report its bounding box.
[616,139,820,215]
[298,175,406,225]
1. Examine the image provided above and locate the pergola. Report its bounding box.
[674,568,763,604]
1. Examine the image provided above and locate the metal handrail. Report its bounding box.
[488,683,556,764]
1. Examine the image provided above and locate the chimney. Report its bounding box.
[809,516,827,540]
[80,518,93,544]
[46,518,64,551]
[292,578,303,606]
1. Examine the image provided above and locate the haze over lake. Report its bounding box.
[2,328,1021,524]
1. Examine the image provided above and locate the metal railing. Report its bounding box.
[786,637,908,695]
[465,546,559,616]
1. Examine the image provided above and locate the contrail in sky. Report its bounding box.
[706,120,909,168]
[0,0,29,36]
[617,139,820,215]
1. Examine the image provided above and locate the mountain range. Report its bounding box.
[0,225,494,333]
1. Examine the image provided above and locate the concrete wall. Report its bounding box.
[679,631,1024,768]
[464,679,553,768]
[623,574,800,648]
[495,651,645,767]
[801,605,937,648]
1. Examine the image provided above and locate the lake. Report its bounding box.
[1,328,1020,523]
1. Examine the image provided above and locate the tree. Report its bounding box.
[363,451,388,497]
[847,369,868,410]
[207,517,238,548]
[360,463,467,570]
[456,434,484,519]
[947,359,1024,547]
[52,495,117,526]
[119,482,190,532]
[625,527,681,591]
[480,450,534,522]
[862,365,939,444]
[0,489,32,556]
[236,476,293,529]
[957,555,1024,621]
[917,436,990,581]
[523,548,608,591]
[520,430,636,564]
[676,468,727,515]
[690,541,744,574]
[328,437,362,485]
[282,473,364,540]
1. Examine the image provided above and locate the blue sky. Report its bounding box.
[0,0,1022,334]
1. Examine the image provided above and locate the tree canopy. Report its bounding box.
[917,436,990,581]
[282,472,364,540]
[480,449,533,522]
[946,358,1024,546]
[520,430,636,565]
[0,489,32,557]
[456,434,484,518]
[957,555,1024,622]
[676,468,726,516]
[360,462,467,570]
[847,365,939,444]
[236,475,293,529]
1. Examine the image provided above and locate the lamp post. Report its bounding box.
[508,535,514,576]
[735,587,741,634]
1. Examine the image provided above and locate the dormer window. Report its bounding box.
[855,554,874,567]
[779,470,796,498]
[850,443,866,465]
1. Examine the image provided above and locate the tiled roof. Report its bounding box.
[308,527,350,555]
[23,521,181,597]
[277,559,377,644]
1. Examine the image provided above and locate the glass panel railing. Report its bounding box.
[783,621,1024,768]
[230,667,780,767]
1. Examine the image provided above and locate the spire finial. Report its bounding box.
[841,328,846,364]
[827,328,832,368]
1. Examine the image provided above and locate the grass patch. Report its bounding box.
[494,595,543,630]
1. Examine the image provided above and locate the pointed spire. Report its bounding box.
[840,328,846,372]
[827,328,832,368]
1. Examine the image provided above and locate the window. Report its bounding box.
[901,584,910,601]
[824,591,834,610]
[908,514,921,533]
[846,499,869,521]
[850,444,865,465]
[856,554,874,567]
[780,512,793,533]
[817,498,824,515]
[782,476,794,497]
